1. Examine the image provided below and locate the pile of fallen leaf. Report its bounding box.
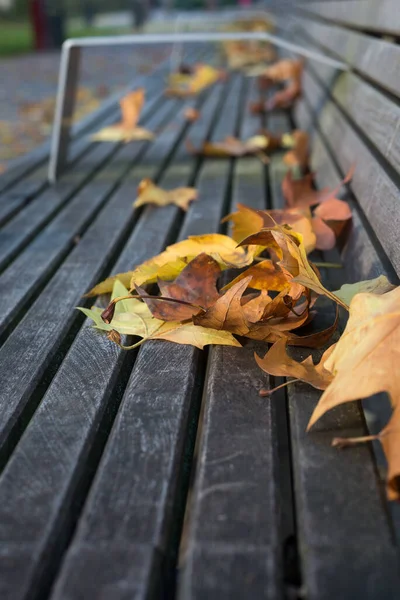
[82,49,400,502]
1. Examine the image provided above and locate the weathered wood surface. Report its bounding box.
[299,0,400,36]
[290,15,400,99]
[275,106,400,599]
[0,37,399,600]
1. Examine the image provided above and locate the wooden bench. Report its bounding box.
[0,9,399,598]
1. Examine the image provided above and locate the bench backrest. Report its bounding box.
[280,1,400,289]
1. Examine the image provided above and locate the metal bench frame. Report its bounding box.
[48,29,348,183]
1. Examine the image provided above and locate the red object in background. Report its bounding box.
[29,0,47,50]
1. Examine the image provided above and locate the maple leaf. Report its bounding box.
[282,166,355,210]
[282,130,309,170]
[166,64,223,96]
[255,338,335,389]
[86,234,257,297]
[133,178,197,211]
[223,203,316,253]
[91,89,154,143]
[240,224,348,309]
[305,286,400,499]
[79,280,240,350]
[222,259,290,293]
[250,59,303,113]
[133,253,221,321]
[194,277,252,336]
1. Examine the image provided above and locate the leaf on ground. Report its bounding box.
[306,286,400,499]
[91,89,153,142]
[332,275,395,307]
[133,178,197,211]
[255,338,335,389]
[166,64,223,96]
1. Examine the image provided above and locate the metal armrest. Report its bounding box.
[48,30,348,183]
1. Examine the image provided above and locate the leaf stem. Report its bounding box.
[332,434,379,448]
[312,262,342,269]
[259,378,301,397]
[114,337,147,351]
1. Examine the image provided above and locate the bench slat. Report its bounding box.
[298,65,400,278]
[179,80,283,599]
[300,0,400,36]
[269,109,400,599]
[0,86,168,275]
[0,95,184,343]
[291,15,400,99]
[0,74,221,600]
[50,75,245,599]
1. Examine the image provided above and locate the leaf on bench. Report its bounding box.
[133,178,197,211]
[91,88,154,143]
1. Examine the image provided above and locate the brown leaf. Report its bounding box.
[311,216,336,251]
[240,224,348,309]
[222,259,289,292]
[283,130,309,169]
[304,286,400,499]
[134,178,197,211]
[134,284,205,322]
[194,276,252,335]
[255,338,335,389]
[282,171,322,209]
[157,253,221,309]
[184,107,200,122]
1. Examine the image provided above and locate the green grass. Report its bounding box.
[0,21,132,57]
[0,22,33,57]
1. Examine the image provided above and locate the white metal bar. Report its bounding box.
[48,30,349,183]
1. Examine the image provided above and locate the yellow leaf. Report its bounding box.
[80,280,240,350]
[133,178,197,211]
[86,234,256,297]
[91,88,153,142]
[305,286,400,499]
[255,338,335,389]
[167,64,223,96]
[153,322,241,349]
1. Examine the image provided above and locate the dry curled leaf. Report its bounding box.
[255,337,335,389]
[91,89,154,143]
[194,277,252,336]
[306,286,400,499]
[133,253,221,321]
[134,178,197,211]
[240,224,348,309]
